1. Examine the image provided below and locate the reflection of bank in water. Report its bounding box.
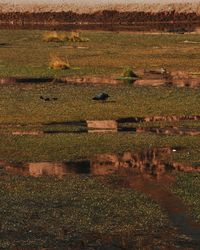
[3,147,200,178]
[3,147,200,244]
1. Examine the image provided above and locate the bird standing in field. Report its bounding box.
[92,93,110,101]
[40,96,57,102]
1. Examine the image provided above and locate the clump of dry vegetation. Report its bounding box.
[42,31,89,43]
[43,31,68,42]
[49,54,70,70]
[69,31,89,42]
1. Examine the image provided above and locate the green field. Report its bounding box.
[1,30,200,77]
[0,83,200,124]
[1,29,200,249]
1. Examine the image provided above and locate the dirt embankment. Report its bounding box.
[0,11,199,25]
[0,3,200,25]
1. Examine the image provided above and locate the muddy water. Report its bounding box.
[1,147,200,245]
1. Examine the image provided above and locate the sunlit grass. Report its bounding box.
[49,54,70,70]
[42,31,68,42]
[1,30,200,77]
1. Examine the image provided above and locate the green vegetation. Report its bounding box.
[1,30,200,77]
[0,133,199,162]
[0,172,168,249]
[0,83,199,124]
[0,28,200,248]
[123,67,138,78]
[172,173,200,222]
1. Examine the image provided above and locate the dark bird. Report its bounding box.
[44,98,50,102]
[92,93,110,101]
[40,96,57,101]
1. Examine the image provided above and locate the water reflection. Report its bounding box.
[2,147,199,178]
[2,147,200,243]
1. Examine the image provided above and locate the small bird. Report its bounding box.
[92,93,110,101]
[44,98,50,102]
[40,96,57,101]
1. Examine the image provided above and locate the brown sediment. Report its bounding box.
[134,79,167,87]
[1,2,200,27]
[12,131,43,136]
[87,120,118,133]
[58,76,120,85]
[144,115,200,122]
[136,126,200,136]
[0,77,17,84]
[1,70,200,87]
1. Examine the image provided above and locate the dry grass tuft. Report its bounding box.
[49,54,70,70]
[43,31,68,42]
[43,31,89,43]
[69,31,89,42]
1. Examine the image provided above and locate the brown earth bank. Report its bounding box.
[0,11,200,26]
[1,3,200,15]
[1,70,200,87]
[1,3,200,25]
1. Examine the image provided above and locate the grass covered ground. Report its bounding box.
[1,30,200,77]
[172,173,200,223]
[1,29,200,248]
[0,133,199,163]
[0,83,200,124]
[0,171,169,249]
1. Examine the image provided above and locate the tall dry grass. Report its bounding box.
[49,54,70,70]
[43,31,68,42]
[43,31,89,43]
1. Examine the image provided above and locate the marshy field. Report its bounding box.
[0,28,200,249]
